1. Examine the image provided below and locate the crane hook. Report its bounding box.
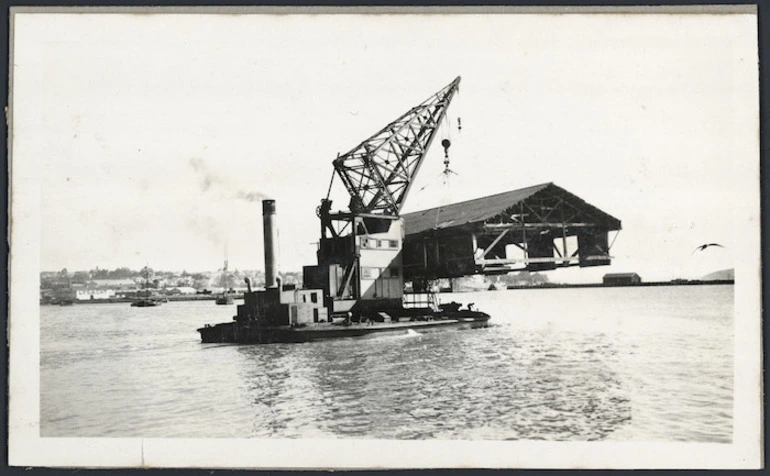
[440,138,457,183]
[441,138,451,159]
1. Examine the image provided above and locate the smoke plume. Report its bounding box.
[188,157,271,202]
[188,157,224,192]
[235,191,270,203]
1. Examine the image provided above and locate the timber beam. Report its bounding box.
[483,223,594,230]
[476,255,612,266]
[327,212,401,221]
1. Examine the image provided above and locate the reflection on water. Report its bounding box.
[41,285,733,441]
[233,331,632,440]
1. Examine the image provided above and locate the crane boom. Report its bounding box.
[332,76,461,216]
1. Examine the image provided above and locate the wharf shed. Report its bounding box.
[401,183,621,285]
[603,273,642,286]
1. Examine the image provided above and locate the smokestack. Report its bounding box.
[262,199,279,288]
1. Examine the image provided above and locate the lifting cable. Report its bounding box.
[325,171,335,201]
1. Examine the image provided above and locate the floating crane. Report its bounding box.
[198,77,490,344]
[311,77,461,315]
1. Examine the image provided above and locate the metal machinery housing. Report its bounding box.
[303,77,461,317]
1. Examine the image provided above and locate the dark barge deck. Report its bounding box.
[198,312,490,344]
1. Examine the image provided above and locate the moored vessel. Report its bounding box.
[131,266,162,307]
[215,293,234,305]
[131,298,160,308]
[215,247,235,305]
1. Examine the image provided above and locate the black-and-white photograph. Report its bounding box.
[8,6,762,469]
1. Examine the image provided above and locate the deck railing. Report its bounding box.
[402,292,440,312]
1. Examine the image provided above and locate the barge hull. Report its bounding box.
[198,315,490,344]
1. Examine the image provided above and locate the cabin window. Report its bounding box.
[389,240,399,248]
[361,267,379,279]
[311,292,318,303]
[379,267,399,278]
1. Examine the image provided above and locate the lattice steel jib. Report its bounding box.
[332,76,461,216]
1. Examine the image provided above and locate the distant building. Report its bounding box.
[603,273,642,286]
[91,278,137,289]
[75,289,116,301]
[504,271,549,287]
[171,286,198,295]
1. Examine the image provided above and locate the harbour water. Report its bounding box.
[40,285,733,442]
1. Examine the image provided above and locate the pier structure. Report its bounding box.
[401,182,622,286]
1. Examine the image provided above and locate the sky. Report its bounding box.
[13,11,759,282]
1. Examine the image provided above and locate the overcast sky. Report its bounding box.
[13,11,758,282]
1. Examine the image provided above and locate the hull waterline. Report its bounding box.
[198,313,490,344]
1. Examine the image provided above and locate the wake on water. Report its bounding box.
[360,328,423,341]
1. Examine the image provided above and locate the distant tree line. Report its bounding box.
[42,267,306,290]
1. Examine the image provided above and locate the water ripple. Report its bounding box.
[40,286,733,441]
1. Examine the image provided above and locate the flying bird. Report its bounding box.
[692,243,725,254]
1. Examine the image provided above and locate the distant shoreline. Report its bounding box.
[499,280,734,291]
[43,294,245,306]
[43,280,735,305]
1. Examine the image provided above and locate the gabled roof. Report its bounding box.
[603,273,641,278]
[402,182,621,235]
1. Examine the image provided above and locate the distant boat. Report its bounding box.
[131,266,162,308]
[58,299,75,306]
[131,298,160,308]
[488,277,506,291]
[215,252,234,305]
